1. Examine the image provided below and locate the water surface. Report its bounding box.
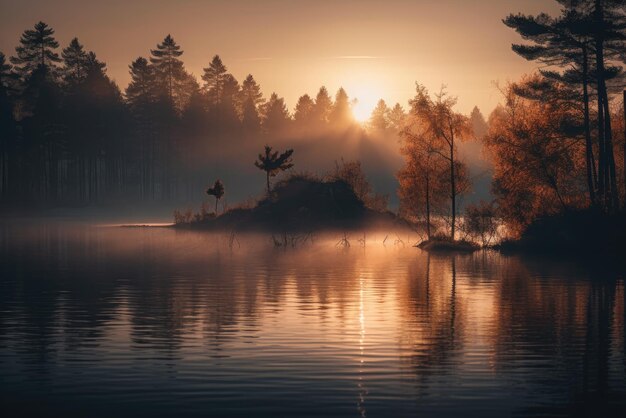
[1,222,624,417]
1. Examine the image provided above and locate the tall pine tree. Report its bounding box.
[61,38,88,85]
[11,21,61,78]
[313,86,332,124]
[150,35,186,110]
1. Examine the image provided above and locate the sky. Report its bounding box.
[0,0,561,119]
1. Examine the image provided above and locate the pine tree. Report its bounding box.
[0,52,17,199]
[589,0,624,211]
[84,52,106,75]
[150,35,185,107]
[0,52,18,95]
[81,51,126,200]
[261,92,290,133]
[239,74,263,130]
[294,94,315,124]
[126,57,156,108]
[0,53,12,85]
[469,106,488,139]
[313,86,332,124]
[240,74,264,108]
[220,73,241,123]
[11,23,63,201]
[61,38,88,85]
[504,0,625,210]
[126,57,158,199]
[254,145,294,193]
[206,179,225,213]
[388,103,407,132]
[369,99,390,132]
[329,87,352,127]
[202,55,228,108]
[11,21,61,77]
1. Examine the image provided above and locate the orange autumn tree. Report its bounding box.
[484,75,589,236]
[398,84,471,240]
[398,130,448,239]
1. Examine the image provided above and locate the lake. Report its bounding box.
[1,221,624,417]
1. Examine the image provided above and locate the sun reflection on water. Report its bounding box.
[0,224,625,416]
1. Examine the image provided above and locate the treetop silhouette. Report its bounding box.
[206,179,225,213]
[11,21,61,77]
[254,145,294,193]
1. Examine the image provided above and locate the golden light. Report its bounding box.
[337,66,390,124]
[351,91,380,123]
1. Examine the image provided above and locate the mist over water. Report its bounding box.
[1,221,625,417]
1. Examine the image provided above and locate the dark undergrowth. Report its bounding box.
[496,209,626,256]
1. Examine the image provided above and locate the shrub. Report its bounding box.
[463,201,499,246]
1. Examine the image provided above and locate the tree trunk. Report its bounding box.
[425,172,431,239]
[597,90,607,208]
[594,0,619,212]
[215,197,218,214]
[602,87,619,211]
[595,0,607,209]
[266,171,270,194]
[582,46,597,206]
[450,141,456,241]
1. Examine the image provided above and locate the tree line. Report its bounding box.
[3,0,622,244]
[0,22,407,206]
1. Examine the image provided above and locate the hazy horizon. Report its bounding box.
[0,0,560,117]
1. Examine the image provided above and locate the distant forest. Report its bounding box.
[0,22,423,207]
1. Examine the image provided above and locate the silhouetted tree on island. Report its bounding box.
[206,179,225,213]
[254,146,294,194]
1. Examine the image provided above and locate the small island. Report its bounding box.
[173,153,403,233]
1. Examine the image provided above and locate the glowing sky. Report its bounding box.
[0,0,560,116]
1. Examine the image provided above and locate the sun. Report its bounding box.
[347,84,387,124]
[351,95,377,123]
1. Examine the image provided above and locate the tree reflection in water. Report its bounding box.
[0,222,624,417]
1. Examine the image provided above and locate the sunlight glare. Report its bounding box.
[352,93,379,123]
[342,76,388,123]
